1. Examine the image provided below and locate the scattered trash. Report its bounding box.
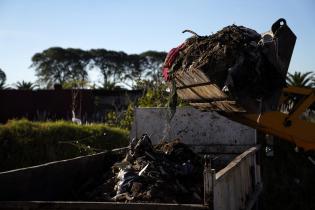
[85,134,204,203]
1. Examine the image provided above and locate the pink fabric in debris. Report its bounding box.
[162,43,186,81]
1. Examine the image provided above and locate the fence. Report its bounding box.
[0,89,142,123]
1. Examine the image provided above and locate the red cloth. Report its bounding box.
[162,43,186,81]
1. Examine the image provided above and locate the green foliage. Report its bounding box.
[105,104,135,130]
[89,49,128,89]
[138,83,169,107]
[105,111,119,127]
[98,81,122,90]
[104,82,188,130]
[137,82,187,108]
[62,79,90,89]
[15,80,38,90]
[0,119,128,171]
[119,104,135,130]
[31,47,91,88]
[286,71,314,87]
[102,83,169,130]
[101,78,190,131]
[139,51,167,85]
[89,49,167,89]
[30,47,166,90]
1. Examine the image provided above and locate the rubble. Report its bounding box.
[85,134,204,203]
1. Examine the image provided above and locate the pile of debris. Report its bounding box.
[163,21,291,111]
[85,134,204,203]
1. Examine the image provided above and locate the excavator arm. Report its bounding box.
[220,86,315,150]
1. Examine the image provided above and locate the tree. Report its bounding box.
[89,49,128,90]
[123,54,143,88]
[15,81,37,90]
[31,47,167,90]
[286,71,314,87]
[31,47,91,88]
[89,50,167,90]
[139,51,167,85]
[123,51,167,90]
[0,68,6,89]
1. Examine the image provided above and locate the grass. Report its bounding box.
[0,119,129,171]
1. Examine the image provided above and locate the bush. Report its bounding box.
[105,103,135,130]
[0,119,129,171]
[104,83,188,130]
[138,83,169,107]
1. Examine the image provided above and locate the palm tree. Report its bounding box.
[15,81,38,90]
[286,71,314,87]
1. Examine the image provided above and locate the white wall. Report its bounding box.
[131,107,256,147]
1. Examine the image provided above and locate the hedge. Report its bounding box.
[0,119,129,171]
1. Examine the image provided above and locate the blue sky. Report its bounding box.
[0,0,314,85]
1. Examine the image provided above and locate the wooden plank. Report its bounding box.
[174,68,211,87]
[215,147,258,180]
[176,82,214,89]
[214,178,228,210]
[190,101,246,112]
[176,84,227,99]
[283,86,314,95]
[177,88,227,101]
[239,158,246,209]
[226,172,234,210]
[173,67,247,113]
[233,165,242,210]
[214,147,260,210]
[174,68,227,100]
